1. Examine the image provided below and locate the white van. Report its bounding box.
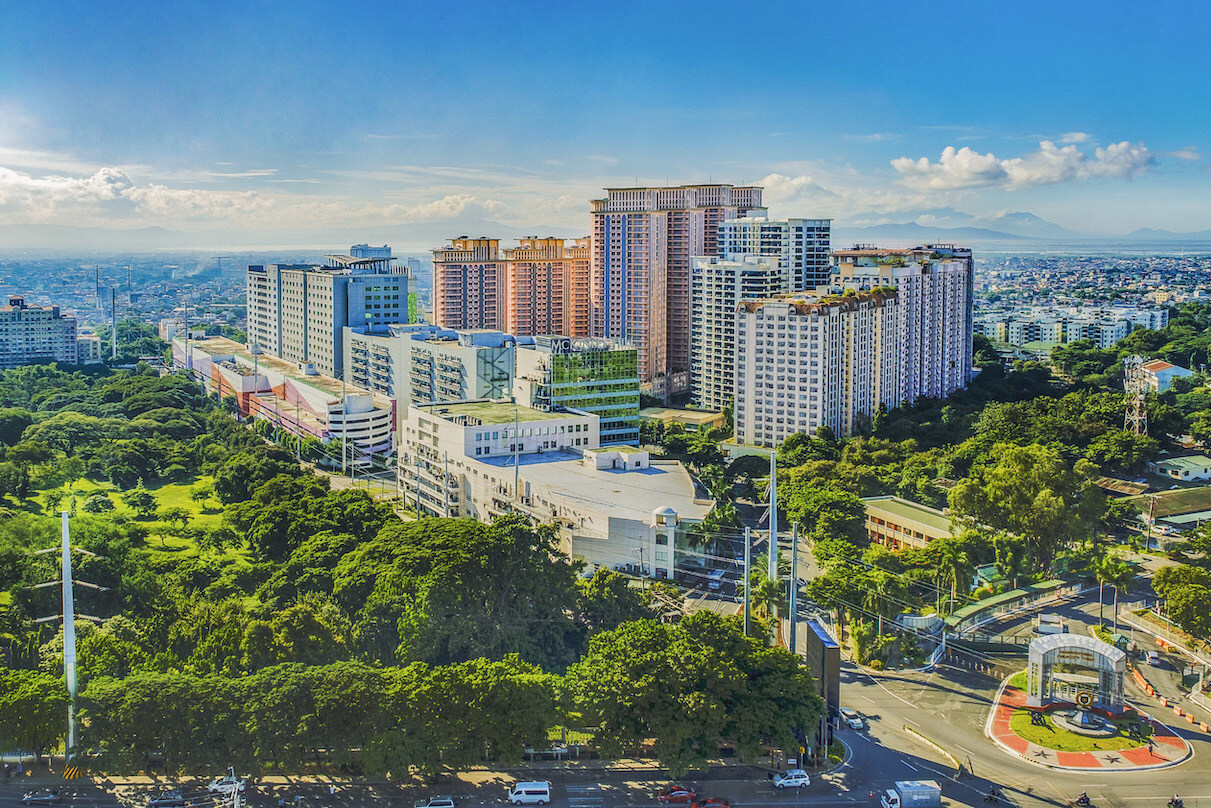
[508,782,552,805]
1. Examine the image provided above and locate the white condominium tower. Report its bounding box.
[690,254,789,411]
[831,245,974,403]
[590,184,765,399]
[246,253,411,379]
[734,292,900,447]
[717,217,832,291]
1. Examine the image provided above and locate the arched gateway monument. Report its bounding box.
[1026,633,1127,714]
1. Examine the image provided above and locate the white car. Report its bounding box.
[1147,650,1161,666]
[207,777,247,795]
[840,706,864,729]
[773,769,810,789]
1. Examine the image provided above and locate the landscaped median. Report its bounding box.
[985,671,1191,770]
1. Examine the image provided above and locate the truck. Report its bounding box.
[1035,613,1067,635]
[880,781,942,808]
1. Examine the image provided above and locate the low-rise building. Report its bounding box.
[174,336,395,460]
[861,495,953,550]
[1139,359,1194,393]
[1151,455,1211,482]
[77,332,103,364]
[399,400,712,578]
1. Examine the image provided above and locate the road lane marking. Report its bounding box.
[901,761,919,772]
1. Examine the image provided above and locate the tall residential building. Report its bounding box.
[734,292,900,447]
[717,217,831,291]
[431,237,591,338]
[590,184,765,398]
[245,256,412,379]
[690,254,789,411]
[514,335,641,445]
[0,297,78,368]
[831,245,974,404]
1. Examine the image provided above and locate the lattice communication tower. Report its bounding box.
[1123,354,1148,436]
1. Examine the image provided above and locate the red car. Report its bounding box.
[695,799,732,808]
[657,787,697,805]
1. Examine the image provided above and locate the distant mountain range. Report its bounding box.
[1,208,1209,254]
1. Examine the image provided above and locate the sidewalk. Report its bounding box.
[985,680,1191,771]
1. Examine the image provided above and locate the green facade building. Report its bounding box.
[514,336,640,445]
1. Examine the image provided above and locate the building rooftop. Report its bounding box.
[177,336,387,403]
[418,400,572,426]
[1141,359,1178,372]
[1155,455,1211,472]
[1125,485,1211,518]
[480,453,713,524]
[1094,476,1151,496]
[862,495,952,534]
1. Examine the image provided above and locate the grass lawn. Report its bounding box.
[1008,671,1027,690]
[31,475,250,566]
[1009,708,1152,752]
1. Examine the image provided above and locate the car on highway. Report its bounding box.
[772,770,811,789]
[148,791,186,808]
[207,777,246,794]
[1147,650,1161,666]
[414,796,456,808]
[694,799,731,808]
[22,790,62,806]
[657,786,698,804]
[840,706,865,729]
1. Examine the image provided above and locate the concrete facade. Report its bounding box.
[399,400,712,578]
[590,184,764,398]
[0,296,78,368]
[716,216,831,291]
[245,258,412,379]
[734,291,899,446]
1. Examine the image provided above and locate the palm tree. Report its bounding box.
[1096,554,1136,633]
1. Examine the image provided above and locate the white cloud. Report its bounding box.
[1167,146,1200,161]
[1060,132,1090,144]
[892,140,1153,191]
[0,164,512,228]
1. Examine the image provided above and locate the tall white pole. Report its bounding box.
[743,526,752,637]
[768,451,778,581]
[61,512,77,760]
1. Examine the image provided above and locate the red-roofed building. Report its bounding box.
[1139,358,1194,393]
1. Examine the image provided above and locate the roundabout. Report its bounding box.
[988,670,1192,770]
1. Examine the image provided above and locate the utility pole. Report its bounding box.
[743,526,752,637]
[341,376,348,476]
[768,451,778,581]
[29,514,107,764]
[789,524,799,654]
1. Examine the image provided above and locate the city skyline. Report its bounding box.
[1,0,1209,248]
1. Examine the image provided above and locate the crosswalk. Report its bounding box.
[566,784,605,808]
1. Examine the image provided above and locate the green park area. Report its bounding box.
[1009,708,1152,752]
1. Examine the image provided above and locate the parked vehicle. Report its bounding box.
[148,791,186,808]
[1147,650,1161,666]
[22,790,61,806]
[207,777,246,794]
[657,786,698,804]
[840,707,864,729]
[880,781,942,808]
[772,770,811,789]
[694,799,731,808]
[414,796,456,808]
[508,782,552,806]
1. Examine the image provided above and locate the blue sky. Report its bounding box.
[1,0,1209,244]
